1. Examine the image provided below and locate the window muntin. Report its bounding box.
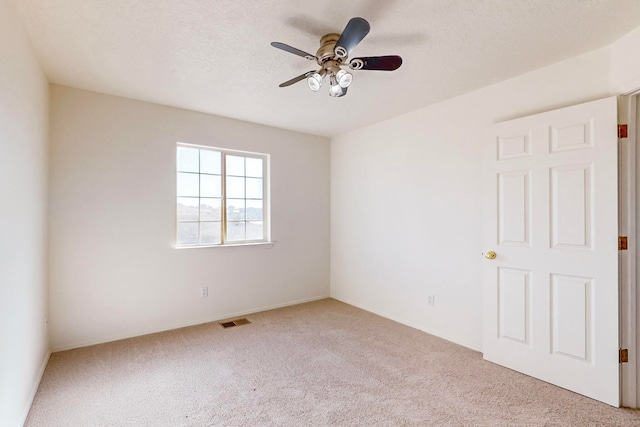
[176,144,268,247]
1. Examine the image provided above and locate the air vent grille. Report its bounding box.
[219,318,251,329]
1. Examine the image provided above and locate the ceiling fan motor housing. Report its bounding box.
[317,33,344,64]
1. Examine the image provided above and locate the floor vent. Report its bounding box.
[219,318,251,329]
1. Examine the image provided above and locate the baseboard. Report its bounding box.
[51,294,330,352]
[18,350,50,427]
[332,295,482,352]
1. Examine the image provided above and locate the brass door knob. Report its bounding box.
[484,251,497,260]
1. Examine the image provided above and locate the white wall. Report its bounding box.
[0,0,50,425]
[48,86,330,350]
[610,26,640,94]
[331,46,615,351]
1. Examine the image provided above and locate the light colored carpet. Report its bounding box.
[26,299,640,426]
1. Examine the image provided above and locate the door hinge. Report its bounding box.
[620,349,629,363]
[619,124,628,138]
[619,236,628,250]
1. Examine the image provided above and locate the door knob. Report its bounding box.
[484,251,497,260]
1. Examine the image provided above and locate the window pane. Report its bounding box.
[177,147,199,172]
[226,176,245,198]
[246,178,263,199]
[200,174,221,198]
[245,157,263,178]
[226,155,245,176]
[200,150,221,175]
[176,146,268,247]
[227,221,245,242]
[200,222,221,245]
[177,172,199,197]
[246,221,263,241]
[227,199,245,221]
[177,197,199,221]
[246,199,263,220]
[200,198,221,221]
[177,222,199,245]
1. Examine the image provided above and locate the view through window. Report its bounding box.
[176,144,268,247]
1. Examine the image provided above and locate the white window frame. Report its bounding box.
[175,142,270,248]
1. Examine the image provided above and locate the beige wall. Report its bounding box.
[48,85,330,350]
[0,0,50,425]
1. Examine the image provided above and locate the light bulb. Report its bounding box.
[328,73,348,97]
[307,73,323,91]
[336,69,353,88]
[329,84,342,97]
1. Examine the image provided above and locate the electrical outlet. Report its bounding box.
[427,295,435,306]
[200,286,208,298]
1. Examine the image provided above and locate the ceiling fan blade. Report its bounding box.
[271,42,317,61]
[334,17,370,58]
[279,71,315,88]
[349,55,403,71]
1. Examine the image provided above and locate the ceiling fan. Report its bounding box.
[271,17,402,97]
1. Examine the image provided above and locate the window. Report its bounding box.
[176,144,269,247]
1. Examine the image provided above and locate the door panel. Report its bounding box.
[498,171,531,246]
[498,267,531,344]
[550,274,592,361]
[498,131,532,159]
[550,164,593,249]
[483,96,619,406]
[550,119,593,152]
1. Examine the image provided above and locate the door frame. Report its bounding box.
[619,90,640,408]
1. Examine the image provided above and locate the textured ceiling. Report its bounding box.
[12,0,640,137]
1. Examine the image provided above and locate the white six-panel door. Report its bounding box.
[482,96,620,406]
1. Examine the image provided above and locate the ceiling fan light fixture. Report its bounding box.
[307,72,324,91]
[328,74,344,97]
[329,84,343,97]
[336,69,353,88]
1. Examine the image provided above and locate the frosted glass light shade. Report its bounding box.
[336,69,353,88]
[307,73,323,91]
[329,84,343,97]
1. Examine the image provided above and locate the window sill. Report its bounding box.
[175,241,275,250]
